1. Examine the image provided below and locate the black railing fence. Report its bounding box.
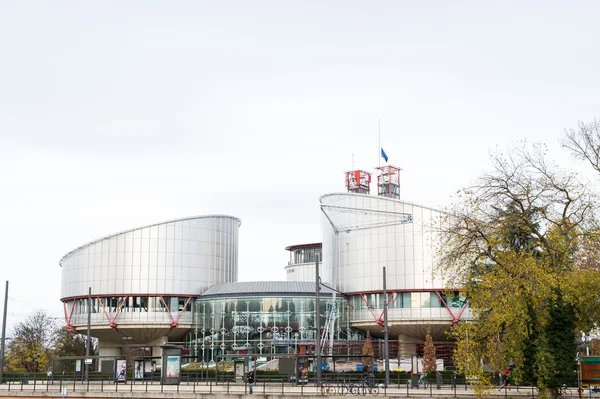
[0,372,598,397]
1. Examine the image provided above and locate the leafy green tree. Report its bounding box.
[422,325,436,373]
[6,310,57,372]
[535,290,577,389]
[439,143,600,398]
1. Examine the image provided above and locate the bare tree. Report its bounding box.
[441,143,597,287]
[562,119,600,174]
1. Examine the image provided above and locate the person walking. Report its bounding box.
[418,372,429,388]
[247,371,255,394]
[498,367,510,391]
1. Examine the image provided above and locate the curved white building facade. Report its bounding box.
[59,215,240,357]
[320,193,470,348]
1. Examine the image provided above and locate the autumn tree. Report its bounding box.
[422,325,436,373]
[398,336,407,365]
[362,331,374,372]
[439,143,600,397]
[591,339,600,356]
[6,310,58,372]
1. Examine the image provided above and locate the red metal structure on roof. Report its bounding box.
[375,165,402,199]
[345,170,372,194]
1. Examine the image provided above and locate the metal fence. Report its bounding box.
[1,373,599,398]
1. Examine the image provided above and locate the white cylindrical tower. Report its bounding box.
[320,193,470,349]
[59,215,240,359]
[320,193,443,293]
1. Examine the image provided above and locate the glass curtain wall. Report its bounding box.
[189,295,353,361]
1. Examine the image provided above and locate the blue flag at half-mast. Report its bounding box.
[381,148,389,163]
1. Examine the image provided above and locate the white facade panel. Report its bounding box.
[60,215,241,300]
[285,263,317,282]
[320,193,445,294]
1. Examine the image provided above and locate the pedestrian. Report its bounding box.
[247,371,255,394]
[498,367,510,391]
[418,371,428,388]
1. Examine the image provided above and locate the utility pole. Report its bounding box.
[122,337,132,368]
[0,281,9,385]
[383,267,390,387]
[315,257,322,386]
[85,287,91,381]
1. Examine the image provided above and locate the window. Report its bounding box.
[429,292,441,307]
[392,292,411,308]
[442,292,466,308]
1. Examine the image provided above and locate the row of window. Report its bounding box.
[67,296,193,315]
[66,292,467,315]
[350,291,467,310]
[290,247,321,265]
[195,297,339,314]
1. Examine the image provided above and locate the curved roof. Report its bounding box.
[201,281,340,297]
[59,214,241,266]
[319,192,443,213]
[284,242,322,251]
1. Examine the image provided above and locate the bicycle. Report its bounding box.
[319,382,335,395]
[338,380,359,396]
[353,379,379,396]
[557,385,573,399]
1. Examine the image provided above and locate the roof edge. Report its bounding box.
[319,192,443,213]
[200,281,343,297]
[284,242,322,251]
[59,214,241,267]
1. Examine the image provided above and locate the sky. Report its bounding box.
[1,0,600,333]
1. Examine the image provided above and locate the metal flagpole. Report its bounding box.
[378,119,381,168]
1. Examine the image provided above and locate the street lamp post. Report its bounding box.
[383,266,390,387]
[122,337,133,378]
[85,287,91,381]
[0,281,9,385]
[315,257,322,386]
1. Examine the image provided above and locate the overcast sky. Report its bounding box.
[1,1,599,333]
